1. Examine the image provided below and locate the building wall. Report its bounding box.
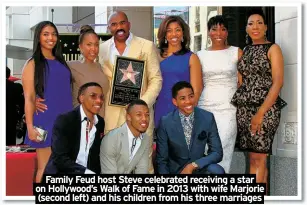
[189,6,220,52]
[6,7,32,40]
[189,6,206,52]
[72,7,95,27]
[6,7,32,77]
[29,7,73,32]
[29,7,48,28]
[95,7,108,33]
[106,7,154,41]
[273,7,298,158]
[6,6,73,77]
[269,6,298,196]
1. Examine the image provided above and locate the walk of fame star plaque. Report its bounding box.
[109,56,145,107]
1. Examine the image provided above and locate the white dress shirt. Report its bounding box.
[126,123,143,162]
[109,32,133,64]
[76,105,98,174]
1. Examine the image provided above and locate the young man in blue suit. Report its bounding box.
[156,81,225,174]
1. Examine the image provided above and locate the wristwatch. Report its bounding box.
[191,162,199,169]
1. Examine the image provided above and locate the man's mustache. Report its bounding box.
[115,29,125,35]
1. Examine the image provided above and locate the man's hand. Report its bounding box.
[180,163,196,174]
[35,98,47,114]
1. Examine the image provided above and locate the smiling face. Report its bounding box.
[172,87,195,116]
[39,25,58,52]
[246,14,267,43]
[79,33,99,63]
[79,86,104,118]
[166,21,183,47]
[126,104,150,136]
[108,12,131,42]
[208,23,228,46]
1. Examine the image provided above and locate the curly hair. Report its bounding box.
[157,15,190,57]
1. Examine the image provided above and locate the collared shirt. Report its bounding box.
[109,32,133,64]
[179,111,195,148]
[126,123,143,162]
[76,105,98,173]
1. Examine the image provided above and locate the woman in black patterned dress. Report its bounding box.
[231,9,286,188]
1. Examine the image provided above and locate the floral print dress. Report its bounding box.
[231,43,287,153]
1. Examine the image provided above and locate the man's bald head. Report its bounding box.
[107,10,131,42]
[108,11,129,24]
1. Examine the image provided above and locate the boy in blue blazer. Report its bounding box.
[156,81,225,174]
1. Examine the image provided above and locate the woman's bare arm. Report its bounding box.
[237,48,243,88]
[258,44,284,115]
[189,53,204,104]
[22,60,40,141]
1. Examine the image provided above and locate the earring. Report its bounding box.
[264,33,267,42]
[165,38,167,44]
[245,33,249,44]
[79,50,83,61]
[94,56,99,63]
[225,39,228,46]
[181,37,184,42]
[207,37,211,45]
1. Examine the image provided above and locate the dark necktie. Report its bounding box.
[131,138,137,155]
[184,118,192,147]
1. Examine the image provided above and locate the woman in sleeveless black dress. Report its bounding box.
[231,9,287,190]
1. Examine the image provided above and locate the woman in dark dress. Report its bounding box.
[231,9,287,189]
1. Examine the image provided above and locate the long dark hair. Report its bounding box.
[31,21,71,98]
[157,15,191,57]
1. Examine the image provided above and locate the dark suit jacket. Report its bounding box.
[44,106,105,174]
[6,80,24,145]
[156,107,223,174]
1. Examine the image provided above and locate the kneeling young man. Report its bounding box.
[100,99,150,174]
[156,81,225,174]
[44,82,105,174]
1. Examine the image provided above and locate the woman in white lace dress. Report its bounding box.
[197,15,243,173]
